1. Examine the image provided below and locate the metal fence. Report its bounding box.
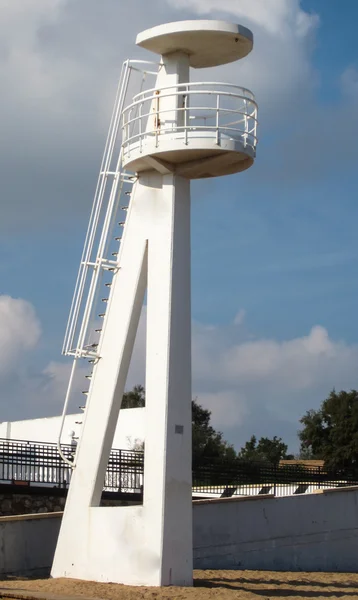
[2,438,358,498]
[0,438,144,493]
[192,458,358,498]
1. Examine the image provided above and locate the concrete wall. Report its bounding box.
[0,407,145,449]
[4,486,358,578]
[0,512,62,577]
[193,486,358,572]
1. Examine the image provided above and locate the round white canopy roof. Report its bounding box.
[136,20,253,68]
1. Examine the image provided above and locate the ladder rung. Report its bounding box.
[115,237,122,241]
[105,283,111,287]
[102,298,108,303]
[95,328,102,332]
[99,313,106,318]
[81,259,117,268]
[112,252,118,257]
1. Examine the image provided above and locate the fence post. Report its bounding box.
[58,454,63,489]
[119,449,122,493]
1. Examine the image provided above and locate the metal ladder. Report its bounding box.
[57,60,159,466]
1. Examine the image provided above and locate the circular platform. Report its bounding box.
[122,133,255,179]
[136,20,253,68]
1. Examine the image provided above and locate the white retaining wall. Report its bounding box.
[193,486,358,572]
[0,407,145,449]
[3,486,358,577]
[0,513,62,577]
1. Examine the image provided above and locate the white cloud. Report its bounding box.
[341,65,358,99]
[37,319,358,451]
[0,295,146,421]
[220,325,336,386]
[40,360,88,413]
[234,308,246,326]
[191,321,358,450]
[165,0,319,118]
[0,295,87,419]
[197,390,248,429]
[0,295,41,377]
[0,0,69,114]
[1,295,358,452]
[0,0,322,230]
[166,0,318,38]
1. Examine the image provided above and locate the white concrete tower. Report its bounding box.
[51,20,258,587]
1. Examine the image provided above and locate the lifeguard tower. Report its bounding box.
[51,20,258,587]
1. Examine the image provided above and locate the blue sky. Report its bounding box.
[0,0,358,453]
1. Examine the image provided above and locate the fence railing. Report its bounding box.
[192,457,358,498]
[1,438,358,498]
[121,82,258,159]
[0,438,143,493]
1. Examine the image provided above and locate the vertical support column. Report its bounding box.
[147,52,189,135]
[144,173,193,586]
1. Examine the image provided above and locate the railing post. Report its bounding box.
[58,452,63,489]
[216,93,220,145]
[139,102,143,153]
[184,93,188,145]
[155,92,160,148]
[243,98,248,148]
[128,108,132,158]
[119,449,122,493]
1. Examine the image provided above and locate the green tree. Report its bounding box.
[122,384,145,408]
[191,398,237,464]
[238,435,293,464]
[299,389,358,471]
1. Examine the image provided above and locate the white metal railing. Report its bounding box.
[121,82,258,158]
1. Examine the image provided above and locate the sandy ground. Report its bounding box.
[2,570,358,600]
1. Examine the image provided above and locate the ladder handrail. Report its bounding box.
[63,61,131,356]
[62,60,129,354]
[57,59,159,467]
[57,359,79,467]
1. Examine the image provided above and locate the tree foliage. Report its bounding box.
[238,435,293,464]
[122,385,145,408]
[299,389,358,471]
[191,398,237,464]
